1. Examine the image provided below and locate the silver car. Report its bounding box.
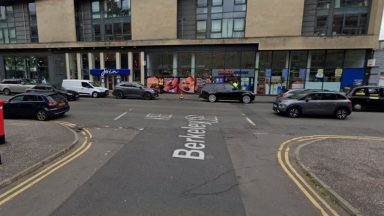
[273,92,352,120]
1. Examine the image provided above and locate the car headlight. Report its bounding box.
[67,93,73,96]
[150,89,155,93]
[278,103,286,108]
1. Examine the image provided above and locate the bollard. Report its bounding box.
[0,99,5,145]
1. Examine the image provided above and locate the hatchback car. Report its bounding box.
[26,84,80,101]
[4,93,70,121]
[347,86,384,111]
[112,82,158,100]
[199,83,255,103]
[273,91,352,119]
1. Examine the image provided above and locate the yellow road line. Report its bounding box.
[0,142,92,206]
[278,143,329,216]
[0,127,93,205]
[285,144,340,216]
[83,128,93,139]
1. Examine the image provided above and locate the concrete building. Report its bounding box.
[0,0,382,95]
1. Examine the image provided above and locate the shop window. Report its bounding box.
[344,50,365,68]
[326,50,344,68]
[4,56,49,81]
[241,50,255,69]
[121,53,128,69]
[105,53,116,69]
[225,51,241,68]
[82,54,89,80]
[212,51,225,69]
[178,53,192,77]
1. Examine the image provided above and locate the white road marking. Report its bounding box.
[245,117,256,126]
[129,108,133,112]
[114,112,127,121]
[145,113,173,120]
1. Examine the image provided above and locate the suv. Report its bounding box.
[4,92,70,121]
[199,83,255,103]
[273,91,352,119]
[0,79,36,95]
[26,84,80,101]
[347,86,384,111]
[112,82,158,99]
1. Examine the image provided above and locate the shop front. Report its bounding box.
[90,68,130,90]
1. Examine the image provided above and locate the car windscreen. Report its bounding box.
[89,82,100,87]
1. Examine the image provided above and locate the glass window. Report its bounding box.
[241,50,255,69]
[28,3,36,15]
[368,88,380,96]
[178,53,192,77]
[234,18,245,31]
[212,0,223,6]
[344,50,366,68]
[197,0,208,7]
[353,88,367,96]
[93,24,101,40]
[10,95,25,103]
[235,0,246,4]
[197,20,207,33]
[105,24,113,35]
[225,51,241,68]
[326,50,344,68]
[0,6,6,20]
[211,20,222,32]
[113,23,122,36]
[212,51,225,69]
[315,16,328,36]
[92,1,100,12]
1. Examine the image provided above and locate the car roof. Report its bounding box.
[15,92,58,96]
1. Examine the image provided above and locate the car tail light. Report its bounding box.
[48,102,58,107]
[347,99,352,106]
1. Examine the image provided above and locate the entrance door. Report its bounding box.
[106,76,118,90]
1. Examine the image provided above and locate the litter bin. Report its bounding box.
[0,99,5,144]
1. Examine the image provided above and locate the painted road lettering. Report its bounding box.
[173,115,218,160]
[145,113,173,120]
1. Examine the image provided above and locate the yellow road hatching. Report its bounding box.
[278,135,384,216]
[0,122,92,206]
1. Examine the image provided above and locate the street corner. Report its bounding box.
[278,135,384,216]
[0,120,91,190]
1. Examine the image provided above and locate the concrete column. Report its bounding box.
[140,51,145,84]
[254,52,260,94]
[76,53,82,80]
[173,52,177,77]
[191,53,195,77]
[116,52,121,69]
[285,52,290,87]
[306,52,312,84]
[100,52,105,86]
[128,52,133,82]
[65,53,70,79]
[88,53,94,81]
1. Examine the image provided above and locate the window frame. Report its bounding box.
[211,19,222,33]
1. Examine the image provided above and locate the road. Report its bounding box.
[1,96,384,216]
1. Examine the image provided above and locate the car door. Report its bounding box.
[122,83,137,98]
[301,93,322,115]
[80,82,93,95]
[3,95,25,117]
[366,87,381,110]
[224,84,242,100]
[319,93,338,115]
[21,95,42,118]
[215,84,228,100]
[349,87,369,110]
[131,83,145,98]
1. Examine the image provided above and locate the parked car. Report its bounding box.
[62,79,109,98]
[112,82,158,99]
[3,92,70,121]
[199,83,255,103]
[26,84,80,101]
[347,86,384,111]
[273,91,352,120]
[0,79,36,95]
[277,88,328,99]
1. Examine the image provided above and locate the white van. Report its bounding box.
[62,79,109,98]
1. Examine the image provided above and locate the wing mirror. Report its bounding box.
[305,98,311,102]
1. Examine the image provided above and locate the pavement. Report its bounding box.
[0,120,78,188]
[297,138,384,216]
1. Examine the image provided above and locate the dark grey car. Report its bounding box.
[273,92,352,120]
[112,82,159,100]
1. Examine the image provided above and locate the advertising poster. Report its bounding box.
[316,69,324,78]
[195,77,212,93]
[265,69,272,78]
[179,77,196,94]
[335,68,343,77]
[163,78,179,93]
[146,76,159,91]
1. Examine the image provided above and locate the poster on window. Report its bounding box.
[163,77,179,93]
[316,69,324,78]
[147,76,159,91]
[178,77,196,94]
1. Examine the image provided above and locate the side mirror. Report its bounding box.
[305,98,311,102]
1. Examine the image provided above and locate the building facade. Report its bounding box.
[0,0,382,95]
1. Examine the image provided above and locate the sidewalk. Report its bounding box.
[156,93,276,103]
[0,120,78,187]
[297,139,384,216]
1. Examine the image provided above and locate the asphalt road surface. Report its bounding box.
[1,95,384,216]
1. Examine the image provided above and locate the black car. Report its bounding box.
[199,83,255,103]
[26,84,80,101]
[347,86,384,111]
[4,92,70,121]
[112,82,158,100]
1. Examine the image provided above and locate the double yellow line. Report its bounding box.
[278,135,384,216]
[0,123,93,206]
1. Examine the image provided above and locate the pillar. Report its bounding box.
[255,52,260,94]
[191,53,196,77]
[100,52,105,86]
[306,52,312,85]
[65,53,70,79]
[173,52,177,77]
[140,51,145,84]
[76,53,82,80]
[128,52,133,82]
[116,52,121,84]
[88,53,94,81]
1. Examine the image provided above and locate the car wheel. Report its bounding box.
[242,95,251,104]
[335,108,348,120]
[353,103,363,111]
[3,88,10,95]
[115,91,124,99]
[208,94,216,103]
[287,107,301,118]
[36,110,48,121]
[144,92,152,100]
[92,92,99,98]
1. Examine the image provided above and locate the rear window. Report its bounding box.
[49,94,66,102]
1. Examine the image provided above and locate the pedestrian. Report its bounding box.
[232,80,239,89]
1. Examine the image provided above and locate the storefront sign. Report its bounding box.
[265,69,272,78]
[90,69,130,77]
[212,69,255,77]
[367,59,376,67]
[335,68,343,77]
[316,69,324,78]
